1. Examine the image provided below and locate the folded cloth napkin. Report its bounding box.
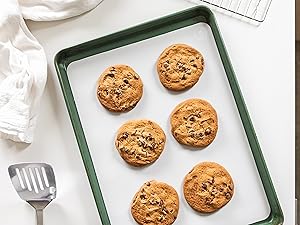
[0,0,102,143]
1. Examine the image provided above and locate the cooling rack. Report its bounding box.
[187,0,272,22]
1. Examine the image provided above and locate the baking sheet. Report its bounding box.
[67,23,269,225]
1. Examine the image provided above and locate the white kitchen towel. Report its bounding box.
[0,0,47,143]
[19,0,103,21]
[0,0,102,143]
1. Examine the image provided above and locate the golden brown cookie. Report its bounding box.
[115,120,166,167]
[183,162,234,213]
[96,65,143,112]
[157,44,204,91]
[170,98,218,147]
[131,180,179,225]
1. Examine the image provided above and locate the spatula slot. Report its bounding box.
[41,167,49,188]
[22,168,32,191]
[15,168,25,189]
[29,168,39,193]
[35,167,45,190]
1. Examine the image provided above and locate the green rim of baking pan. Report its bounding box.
[54,6,283,225]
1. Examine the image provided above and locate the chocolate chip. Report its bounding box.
[225,193,231,199]
[140,194,146,200]
[106,73,114,78]
[205,128,211,135]
[121,132,129,139]
[189,116,196,122]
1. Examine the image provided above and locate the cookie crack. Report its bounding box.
[180,114,213,139]
[140,188,174,222]
[200,176,232,206]
[117,129,162,160]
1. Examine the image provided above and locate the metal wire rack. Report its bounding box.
[187,0,273,22]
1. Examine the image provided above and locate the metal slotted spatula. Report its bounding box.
[8,163,56,225]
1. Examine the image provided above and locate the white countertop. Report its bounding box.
[0,0,295,224]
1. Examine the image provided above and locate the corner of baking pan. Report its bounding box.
[54,48,72,72]
[250,211,284,225]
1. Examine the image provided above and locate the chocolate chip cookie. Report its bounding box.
[131,180,179,225]
[157,44,204,91]
[115,120,166,167]
[170,98,218,147]
[183,162,234,213]
[96,65,143,112]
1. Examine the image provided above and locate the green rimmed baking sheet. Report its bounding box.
[54,6,283,225]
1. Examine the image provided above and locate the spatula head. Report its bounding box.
[8,163,56,202]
